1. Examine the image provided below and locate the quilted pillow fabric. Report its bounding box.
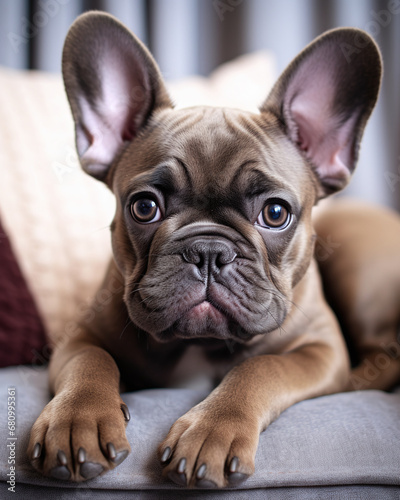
[0,67,115,346]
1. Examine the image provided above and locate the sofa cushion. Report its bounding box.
[0,366,399,498]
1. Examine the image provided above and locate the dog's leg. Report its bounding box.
[348,341,400,391]
[159,273,350,488]
[159,343,348,488]
[27,263,132,482]
[27,331,131,481]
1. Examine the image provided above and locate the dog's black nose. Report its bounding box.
[182,238,237,276]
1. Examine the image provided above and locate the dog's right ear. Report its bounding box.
[62,12,173,182]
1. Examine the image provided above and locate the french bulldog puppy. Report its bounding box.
[28,12,387,488]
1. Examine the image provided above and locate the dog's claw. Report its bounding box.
[50,466,70,480]
[80,462,104,480]
[113,450,129,465]
[53,450,72,480]
[177,457,186,474]
[77,447,86,464]
[32,443,41,460]
[121,404,130,422]
[160,446,172,463]
[229,456,239,473]
[107,442,116,460]
[196,463,207,479]
[167,457,187,486]
[106,442,128,464]
[227,456,248,485]
[57,450,68,466]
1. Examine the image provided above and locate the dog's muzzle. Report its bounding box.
[126,221,287,342]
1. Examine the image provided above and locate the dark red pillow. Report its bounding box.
[0,219,48,367]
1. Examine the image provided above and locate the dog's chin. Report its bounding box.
[172,301,243,340]
[132,300,255,344]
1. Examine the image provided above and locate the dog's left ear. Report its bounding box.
[62,12,173,182]
[261,28,382,197]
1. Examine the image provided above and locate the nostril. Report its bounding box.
[195,254,205,269]
[216,251,237,268]
[182,248,204,268]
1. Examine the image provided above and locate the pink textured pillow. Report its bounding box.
[0,219,48,367]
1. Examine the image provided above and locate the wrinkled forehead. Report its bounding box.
[163,107,260,172]
[117,106,316,204]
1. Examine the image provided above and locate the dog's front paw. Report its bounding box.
[27,391,131,481]
[158,399,259,488]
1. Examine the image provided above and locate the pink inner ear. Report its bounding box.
[98,52,140,133]
[75,48,149,177]
[285,55,358,188]
[77,97,125,176]
[291,101,357,187]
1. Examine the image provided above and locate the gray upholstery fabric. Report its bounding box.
[1,366,399,499]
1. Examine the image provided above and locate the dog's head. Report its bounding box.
[62,12,381,343]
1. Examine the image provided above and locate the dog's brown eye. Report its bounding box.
[131,198,161,224]
[257,203,290,229]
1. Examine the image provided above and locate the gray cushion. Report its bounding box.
[1,366,399,499]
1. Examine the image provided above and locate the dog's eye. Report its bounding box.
[130,198,162,224]
[256,203,290,229]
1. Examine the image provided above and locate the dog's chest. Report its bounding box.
[167,339,268,390]
[168,346,218,392]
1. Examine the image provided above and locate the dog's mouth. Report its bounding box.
[184,300,226,324]
[172,299,235,339]
[126,262,289,342]
[132,289,258,343]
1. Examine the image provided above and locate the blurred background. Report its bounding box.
[0,0,399,210]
